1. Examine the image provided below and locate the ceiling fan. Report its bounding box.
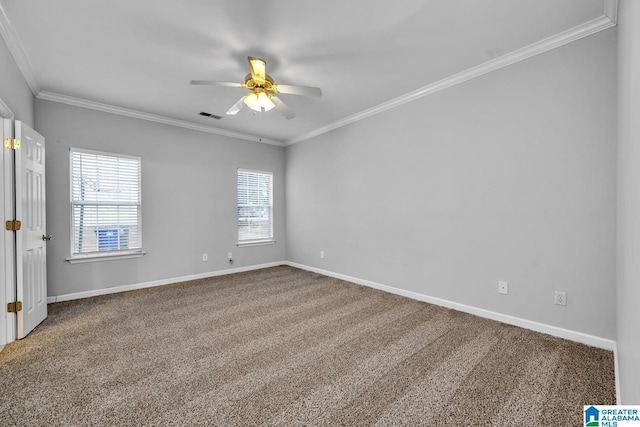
[191,56,322,120]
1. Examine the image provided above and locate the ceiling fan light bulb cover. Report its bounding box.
[244,92,275,112]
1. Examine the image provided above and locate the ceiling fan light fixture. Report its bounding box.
[244,92,275,112]
[191,56,321,119]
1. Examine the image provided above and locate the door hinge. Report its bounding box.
[5,220,21,231]
[4,138,20,150]
[7,301,23,313]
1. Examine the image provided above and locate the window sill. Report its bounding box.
[237,240,277,247]
[66,251,146,264]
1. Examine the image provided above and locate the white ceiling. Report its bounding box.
[0,0,614,145]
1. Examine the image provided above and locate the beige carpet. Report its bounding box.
[0,266,615,426]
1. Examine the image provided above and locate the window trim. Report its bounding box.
[237,168,274,245]
[68,147,143,262]
[66,251,146,264]
[236,240,277,248]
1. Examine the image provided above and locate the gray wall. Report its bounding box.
[36,100,286,297]
[0,36,34,124]
[616,0,640,404]
[286,29,617,339]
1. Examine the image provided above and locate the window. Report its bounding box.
[70,148,142,260]
[237,169,273,244]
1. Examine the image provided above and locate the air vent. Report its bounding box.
[199,111,223,120]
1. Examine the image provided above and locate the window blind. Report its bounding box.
[237,169,273,242]
[70,149,142,256]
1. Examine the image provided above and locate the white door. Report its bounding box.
[15,121,47,339]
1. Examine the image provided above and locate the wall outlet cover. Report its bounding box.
[554,291,567,306]
[498,281,508,295]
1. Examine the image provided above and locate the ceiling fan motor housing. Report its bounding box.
[244,74,277,94]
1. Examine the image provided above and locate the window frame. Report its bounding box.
[237,168,275,246]
[67,147,144,263]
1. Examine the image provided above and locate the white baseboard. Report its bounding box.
[47,259,617,353]
[284,261,617,351]
[47,261,285,304]
[614,342,621,403]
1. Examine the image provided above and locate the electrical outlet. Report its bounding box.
[228,252,233,259]
[320,251,325,259]
[554,291,567,306]
[498,281,508,295]
[202,253,208,262]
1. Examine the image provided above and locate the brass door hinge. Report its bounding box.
[7,301,22,313]
[4,138,20,150]
[5,220,21,231]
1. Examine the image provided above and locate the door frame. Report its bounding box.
[0,98,16,348]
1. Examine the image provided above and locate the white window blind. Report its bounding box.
[237,169,273,243]
[70,148,142,257]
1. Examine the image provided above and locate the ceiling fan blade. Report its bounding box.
[275,84,322,97]
[190,80,243,88]
[226,96,246,115]
[270,96,295,120]
[247,57,267,85]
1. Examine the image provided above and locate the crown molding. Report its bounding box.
[605,0,618,23]
[285,10,617,146]
[0,3,39,95]
[0,96,14,119]
[1,0,617,147]
[36,91,284,146]
[0,3,281,146]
